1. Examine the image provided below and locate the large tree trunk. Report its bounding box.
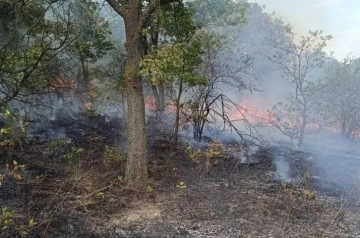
[105,0,179,182]
[123,10,148,182]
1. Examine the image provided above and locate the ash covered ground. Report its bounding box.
[1,114,360,238]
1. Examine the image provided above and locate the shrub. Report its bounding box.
[103,145,125,167]
[0,207,16,232]
[46,138,67,156]
[62,147,85,164]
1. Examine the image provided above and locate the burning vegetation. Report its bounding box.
[1,0,360,237]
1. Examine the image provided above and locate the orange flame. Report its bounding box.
[230,99,275,125]
[50,78,77,92]
[145,96,157,111]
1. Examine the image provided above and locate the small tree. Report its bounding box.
[187,34,254,141]
[141,32,206,145]
[268,30,332,147]
[184,0,259,142]
[320,57,360,140]
[142,1,196,113]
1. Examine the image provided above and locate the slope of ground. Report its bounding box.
[1,116,360,237]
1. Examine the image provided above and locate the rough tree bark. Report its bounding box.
[105,0,177,182]
[105,0,148,182]
[122,10,148,182]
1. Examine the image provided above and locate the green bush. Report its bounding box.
[0,207,16,231]
[62,147,85,164]
[103,145,125,167]
[46,138,67,156]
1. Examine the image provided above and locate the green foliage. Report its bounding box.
[319,57,360,139]
[46,138,85,165]
[0,109,26,187]
[0,109,28,163]
[146,185,154,193]
[96,45,126,90]
[189,0,248,27]
[142,1,196,47]
[0,0,115,108]
[85,107,100,117]
[46,138,67,156]
[0,110,18,147]
[2,0,46,34]
[0,0,74,106]
[304,190,316,200]
[140,32,207,86]
[159,2,197,42]
[176,181,186,189]
[71,0,114,64]
[185,144,221,163]
[185,146,203,162]
[141,0,207,88]
[103,145,125,167]
[63,147,85,164]
[0,160,25,187]
[0,207,16,231]
[0,206,38,236]
[0,43,50,99]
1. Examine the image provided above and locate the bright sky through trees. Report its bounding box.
[249,0,360,60]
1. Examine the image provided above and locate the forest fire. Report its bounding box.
[145,96,157,111]
[50,78,77,93]
[144,96,274,128]
[2,0,360,237]
[229,99,275,125]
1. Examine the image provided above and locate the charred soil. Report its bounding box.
[1,116,360,237]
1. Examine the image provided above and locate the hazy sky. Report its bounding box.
[249,0,360,60]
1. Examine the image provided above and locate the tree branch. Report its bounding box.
[104,0,126,17]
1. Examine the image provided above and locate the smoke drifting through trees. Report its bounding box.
[268,30,332,147]
[0,0,359,186]
[2,2,360,237]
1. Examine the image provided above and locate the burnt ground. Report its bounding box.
[1,115,360,237]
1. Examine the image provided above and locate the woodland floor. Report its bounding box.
[1,115,360,238]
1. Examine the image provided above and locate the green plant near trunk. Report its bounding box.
[103,145,125,167]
